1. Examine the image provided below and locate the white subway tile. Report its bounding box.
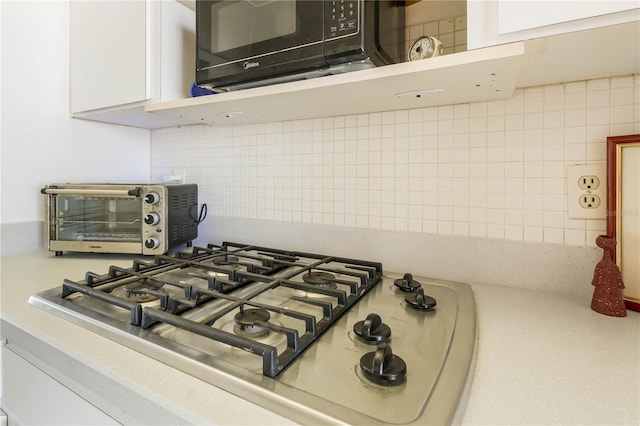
[422,21,438,36]
[469,102,487,117]
[469,223,487,237]
[524,95,543,113]
[523,210,544,227]
[395,110,409,124]
[543,145,565,162]
[409,109,423,123]
[523,128,544,145]
[564,229,586,246]
[543,127,565,145]
[586,143,606,162]
[487,115,505,132]
[504,225,523,241]
[544,228,564,244]
[524,226,544,243]
[486,224,505,239]
[504,145,524,162]
[439,17,455,33]
[586,220,606,233]
[422,220,437,233]
[586,106,610,126]
[587,78,609,91]
[524,112,543,129]
[504,178,523,194]
[453,221,470,236]
[505,96,524,114]
[505,114,524,130]
[455,15,467,30]
[487,100,505,116]
[610,105,634,124]
[610,122,635,135]
[438,221,454,235]
[524,145,544,162]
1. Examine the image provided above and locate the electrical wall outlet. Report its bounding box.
[578,194,601,209]
[567,164,606,219]
[578,175,600,191]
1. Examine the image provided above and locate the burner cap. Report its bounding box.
[212,255,240,266]
[302,271,337,288]
[233,308,271,338]
[118,280,166,303]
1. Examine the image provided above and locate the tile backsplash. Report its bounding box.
[406,14,467,55]
[151,75,639,249]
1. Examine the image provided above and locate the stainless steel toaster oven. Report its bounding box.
[41,183,199,256]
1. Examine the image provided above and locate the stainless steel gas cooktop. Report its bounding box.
[29,242,477,424]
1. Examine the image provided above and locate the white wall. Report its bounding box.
[0,1,151,255]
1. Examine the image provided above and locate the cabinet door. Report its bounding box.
[497,0,638,34]
[160,0,196,102]
[467,0,639,49]
[1,346,119,425]
[70,1,148,113]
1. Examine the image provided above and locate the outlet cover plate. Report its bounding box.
[567,164,606,219]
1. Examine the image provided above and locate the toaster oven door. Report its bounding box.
[46,189,143,254]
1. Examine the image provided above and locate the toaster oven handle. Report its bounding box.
[41,188,141,197]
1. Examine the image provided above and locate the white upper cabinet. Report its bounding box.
[69,1,195,128]
[468,0,639,49]
[70,1,148,113]
[68,0,639,129]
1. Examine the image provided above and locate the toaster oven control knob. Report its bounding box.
[144,212,161,225]
[353,313,391,343]
[144,192,160,205]
[144,236,160,249]
[360,343,406,386]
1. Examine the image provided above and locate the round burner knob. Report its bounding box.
[405,288,437,310]
[144,236,160,249]
[360,343,406,386]
[353,313,391,343]
[144,192,160,205]
[394,273,421,292]
[144,212,160,225]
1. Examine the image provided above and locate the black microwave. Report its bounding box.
[196,0,405,92]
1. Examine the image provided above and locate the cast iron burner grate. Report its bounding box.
[58,242,383,377]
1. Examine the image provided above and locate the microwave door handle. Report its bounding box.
[40,188,140,197]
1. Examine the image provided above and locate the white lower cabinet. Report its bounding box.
[0,344,119,426]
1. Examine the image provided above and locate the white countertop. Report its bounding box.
[1,251,639,425]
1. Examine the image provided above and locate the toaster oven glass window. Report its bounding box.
[54,196,141,242]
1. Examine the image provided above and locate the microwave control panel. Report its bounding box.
[326,0,359,39]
